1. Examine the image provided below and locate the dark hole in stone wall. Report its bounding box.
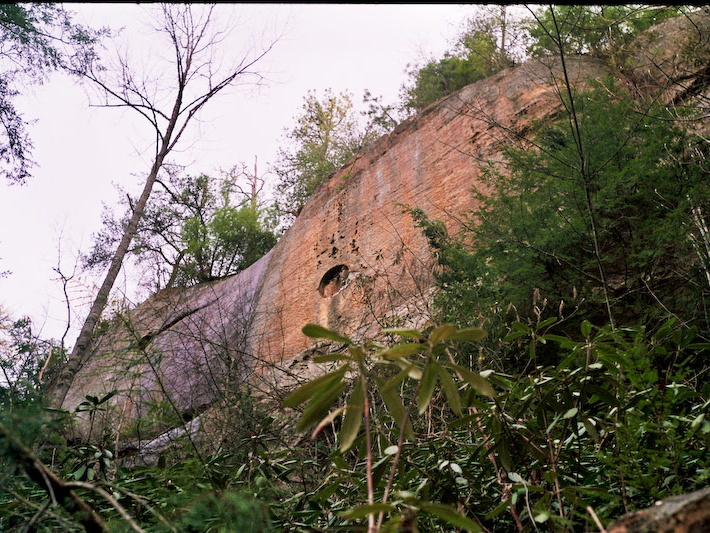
[318,264,349,298]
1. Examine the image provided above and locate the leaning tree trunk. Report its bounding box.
[45,4,275,410]
[48,102,180,409]
[48,159,164,409]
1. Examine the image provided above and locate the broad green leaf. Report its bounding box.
[586,384,620,408]
[339,378,365,453]
[282,366,347,408]
[384,445,399,455]
[417,363,438,414]
[340,503,396,520]
[375,376,414,440]
[313,481,341,503]
[332,456,349,470]
[419,502,482,532]
[311,406,347,439]
[563,407,578,419]
[100,390,118,403]
[537,317,557,329]
[691,413,705,430]
[497,437,512,472]
[511,321,531,333]
[378,342,427,360]
[581,320,593,338]
[445,362,495,397]
[296,378,347,433]
[508,472,524,483]
[73,465,87,480]
[542,334,579,348]
[448,327,487,342]
[302,323,352,344]
[583,417,600,443]
[393,359,423,380]
[372,455,391,488]
[383,328,424,340]
[437,365,462,415]
[429,324,457,345]
[348,345,366,363]
[503,330,527,342]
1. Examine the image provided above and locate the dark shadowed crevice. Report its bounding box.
[318,264,349,298]
[130,298,217,351]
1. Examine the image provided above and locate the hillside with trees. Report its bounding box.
[1,5,709,532]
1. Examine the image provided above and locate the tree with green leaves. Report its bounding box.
[410,5,710,350]
[0,4,105,184]
[85,167,277,291]
[401,5,524,113]
[273,89,376,224]
[179,181,277,286]
[525,4,685,58]
[483,86,702,326]
[400,5,687,114]
[280,315,708,532]
[283,323,492,532]
[49,4,277,411]
[0,311,52,409]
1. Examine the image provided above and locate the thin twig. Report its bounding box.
[586,505,607,532]
[363,386,376,533]
[66,481,147,533]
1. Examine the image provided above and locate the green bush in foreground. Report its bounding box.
[281,319,709,532]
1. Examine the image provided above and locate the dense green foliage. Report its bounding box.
[1,5,709,532]
[275,320,709,531]
[411,80,710,345]
[86,170,277,290]
[525,5,685,58]
[273,89,378,224]
[401,5,687,113]
[401,6,521,113]
[0,313,51,408]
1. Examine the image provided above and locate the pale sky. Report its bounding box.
[0,3,475,342]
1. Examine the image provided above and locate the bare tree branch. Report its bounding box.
[48,4,278,409]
